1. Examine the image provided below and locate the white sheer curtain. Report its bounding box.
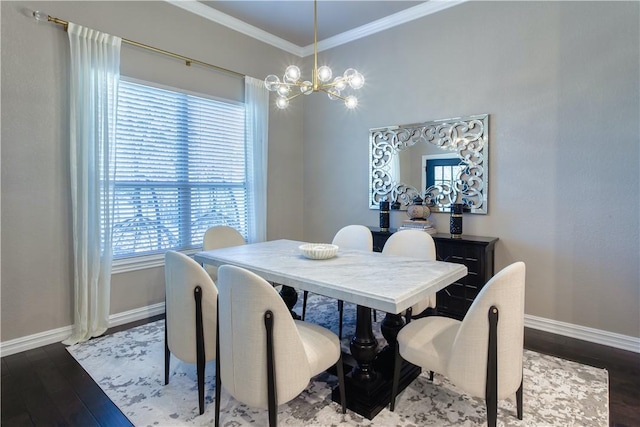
[63,23,121,345]
[244,76,269,243]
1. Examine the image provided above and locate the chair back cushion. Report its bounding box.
[202,226,246,279]
[203,225,246,250]
[381,229,436,260]
[447,262,526,399]
[217,265,311,408]
[382,230,437,309]
[164,251,217,364]
[332,225,373,251]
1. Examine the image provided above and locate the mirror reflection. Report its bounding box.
[369,114,489,214]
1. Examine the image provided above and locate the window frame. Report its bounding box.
[111,77,246,274]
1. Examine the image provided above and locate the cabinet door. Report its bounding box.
[435,240,493,319]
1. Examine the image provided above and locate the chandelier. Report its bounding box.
[264,0,365,109]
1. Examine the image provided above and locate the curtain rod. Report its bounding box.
[33,11,246,79]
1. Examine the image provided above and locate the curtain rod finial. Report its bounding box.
[32,10,49,22]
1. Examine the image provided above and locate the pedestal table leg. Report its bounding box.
[349,305,379,381]
[279,285,300,319]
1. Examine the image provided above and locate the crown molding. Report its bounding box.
[305,0,468,56]
[167,0,305,57]
[167,0,467,58]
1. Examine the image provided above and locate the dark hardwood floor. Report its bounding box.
[2,316,638,426]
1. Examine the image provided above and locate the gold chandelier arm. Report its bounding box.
[317,87,348,102]
[279,81,304,89]
[318,78,347,90]
[285,91,305,102]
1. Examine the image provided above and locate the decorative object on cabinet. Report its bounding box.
[406,196,430,220]
[399,219,436,234]
[379,200,390,231]
[449,203,464,238]
[369,227,498,320]
[369,114,488,214]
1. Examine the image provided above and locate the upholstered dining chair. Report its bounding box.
[215,264,346,427]
[301,224,373,339]
[382,229,437,321]
[202,225,246,282]
[390,262,526,427]
[164,250,218,415]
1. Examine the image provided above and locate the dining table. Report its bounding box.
[194,239,467,419]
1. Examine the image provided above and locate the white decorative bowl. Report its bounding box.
[299,243,339,260]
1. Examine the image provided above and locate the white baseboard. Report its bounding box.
[524,314,640,353]
[2,306,638,357]
[0,302,166,357]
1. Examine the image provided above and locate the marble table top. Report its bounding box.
[194,239,467,314]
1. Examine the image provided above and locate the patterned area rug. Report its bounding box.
[67,294,609,426]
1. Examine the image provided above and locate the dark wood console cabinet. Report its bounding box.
[369,227,498,320]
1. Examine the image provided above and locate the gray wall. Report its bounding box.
[301,1,640,338]
[2,1,639,344]
[1,1,304,341]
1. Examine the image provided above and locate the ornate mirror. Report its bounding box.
[369,114,488,214]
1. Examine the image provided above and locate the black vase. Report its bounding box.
[379,201,390,231]
[450,203,463,238]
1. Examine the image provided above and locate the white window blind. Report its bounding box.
[112,79,247,259]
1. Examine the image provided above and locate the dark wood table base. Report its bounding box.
[279,285,301,319]
[329,306,421,419]
[331,346,420,419]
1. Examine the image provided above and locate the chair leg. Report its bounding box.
[373,309,377,322]
[429,371,434,381]
[215,299,221,427]
[338,300,344,340]
[194,286,206,416]
[516,377,523,420]
[390,342,402,411]
[302,291,309,320]
[164,316,170,385]
[336,353,347,414]
[264,310,277,427]
[485,305,499,427]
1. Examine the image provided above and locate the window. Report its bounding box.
[111,79,247,263]
[424,156,464,191]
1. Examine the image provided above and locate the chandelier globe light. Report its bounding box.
[264,0,364,109]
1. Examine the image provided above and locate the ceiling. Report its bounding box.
[169,0,466,56]
[201,1,425,47]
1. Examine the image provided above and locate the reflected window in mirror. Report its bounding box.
[423,155,463,194]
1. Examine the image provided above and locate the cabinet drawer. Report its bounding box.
[432,234,498,318]
[442,253,481,275]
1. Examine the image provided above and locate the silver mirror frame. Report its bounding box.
[369,114,489,214]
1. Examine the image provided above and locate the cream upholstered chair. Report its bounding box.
[301,225,373,339]
[331,224,374,251]
[164,250,218,415]
[382,229,437,320]
[202,225,246,282]
[390,262,526,427]
[215,264,346,427]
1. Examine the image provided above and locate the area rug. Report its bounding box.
[67,294,609,426]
